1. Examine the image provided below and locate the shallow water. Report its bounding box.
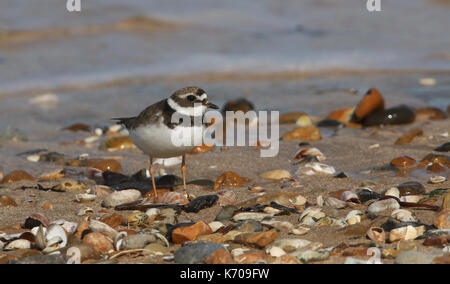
[0,0,450,94]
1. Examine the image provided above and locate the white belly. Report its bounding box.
[129,123,204,158]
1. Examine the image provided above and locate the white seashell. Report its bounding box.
[88,219,118,239]
[271,238,311,252]
[26,155,40,162]
[43,224,68,252]
[299,207,324,222]
[84,136,99,144]
[77,207,94,216]
[296,162,336,176]
[391,209,416,222]
[145,208,160,218]
[114,231,128,251]
[208,221,225,233]
[291,225,311,236]
[367,198,400,214]
[94,128,103,136]
[75,193,97,203]
[5,239,31,250]
[301,216,317,226]
[263,207,281,214]
[232,212,273,222]
[261,220,294,230]
[325,197,347,209]
[267,246,286,257]
[389,225,418,242]
[339,191,359,203]
[399,195,422,203]
[231,248,251,258]
[317,195,324,207]
[385,187,400,198]
[294,147,326,161]
[345,210,363,225]
[0,240,4,250]
[429,176,446,184]
[366,227,385,243]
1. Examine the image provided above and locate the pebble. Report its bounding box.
[357,188,381,203]
[0,195,17,207]
[23,213,50,228]
[83,232,115,254]
[174,242,226,264]
[367,198,400,214]
[154,191,189,206]
[394,250,436,264]
[216,190,236,206]
[143,243,170,256]
[102,189,142,208]
[208,221,225,233]
[259,170,292,180]
[435,142,450,152]
[232,212,273,222]
[390,156,416,168]
[351,88,385,122]
[185,195,218,213]
[213,171,250,190]
[29,93,59,107]
[389,225,420,242]
[397,181,425,196]
[100,214,123,229]
[235,220,263,232]
[172,221,212,244]
[434,210,450,230]
[234,230,278,248]
[215,205,238,221]
[270,238,311,253]
[204,249,235,264]
[327,107,355,123]
[120,234,157,250]
[4,239,31,250]
[63,123,90,132]
[279,112,309,124]
[294,249,331,263]
[9,254,68,264]
[395,128,423,145]
[296,162,336,176]
[362,105,416,126]
[99,135,135,152]
[282,125,322,141]
[86,159,122,172]
[0,170,35,184]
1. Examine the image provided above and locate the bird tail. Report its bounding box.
[111,117,136,128]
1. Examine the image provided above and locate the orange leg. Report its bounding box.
[181,154,187,197]
[149,156,157,198]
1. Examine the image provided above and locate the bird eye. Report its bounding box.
[187,95,196,101]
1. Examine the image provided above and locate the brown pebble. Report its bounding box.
[100,214,123,229]
[83,232,114,254]
[351,88,385,122]
[1,170,35,184]
[434,209,450,230]
[86,159,122,172]
[75,220,90,239]
[172,221,212,244]
[432,255,450,264]
[214,171,250,190]
[397,181,425,196]
[204,249,235,264]
[234,251,273,264]
[63,123,91,132]
[234,230,278,248]
[99,135,135,152]
[395,128,423,145]
[415,107,447,121]
[282,125,322,141]
[390,156,416,168]
[190,144,216,154]
[427,162,447,173]
[0,195,18,207]
[327,107,355,123]
[279,112,309,124]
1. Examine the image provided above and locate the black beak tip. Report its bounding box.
[208,102,219,109]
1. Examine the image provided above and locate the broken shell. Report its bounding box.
[217,190,237,206]
[291,225,311,236]
[345,210,363,225]
[367,227,385,243]
[75,193,97,203]
[294,147,326,161]
[232,212,273,222]
[391,209,416,222]
[4,239,31,250]
[208,221,225,233]
[325,197,348,209]
[296,162,336,176]
[317,195,324,207]
[88,219,118,239]
[51,219,78,235]
[24,213,50,229]
[145,208,160,218]
[389,225,419,242]
[429,176,446,184]
[77,206,94,216]
[339,191,360,203]
[43,224,68,253]
[399,195,422,203]
[267,246,286,257]
[114,231,128,251]
[385,187,400,199]
[298,207,325,223]
[367,198,400,214]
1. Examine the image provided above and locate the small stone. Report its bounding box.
[234,251,273,264]
[86,159,122,172]
[294,250,331,263]
[213,171,250,190]
[185,195,218,213]
[270,238,311,253]
[1,170,35,184]
[9,254,68,264]
[63,123,91,132]
[443,193,450,210]
[235,220,263,232]
[395,250,436,264]
[434,210,450,230]
[0,195,17,207]
[283,125,322,141]
[102,189,142,208]
[204,249,235,264]
[397,181,425,196]
[4,239,31,250]
[260,170,292,180]
[174,242,226,264]
[52,179,87,192]
[295,115,313,127]
[395,128,423,145]
[327,107,355,123]
[362,105,416,126]
[121,234,157,249]
[216,190,236,206]
[367,198,400,214]
[234,230,278,248]
[172,221,212,244]
[390,156,416,168]
[416,107,447,121]
[432,255,450,264]
[232,212,273,222]
[143,243,170,256]
[23,213,50,228]
[99,135,135,152]
[215,205,237,221]
[435,142,450,152]
[100,214,123,229]
[196,233,227,244]
[351,88,385,122]
[83,232,114,254]
[279,112,309,124]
